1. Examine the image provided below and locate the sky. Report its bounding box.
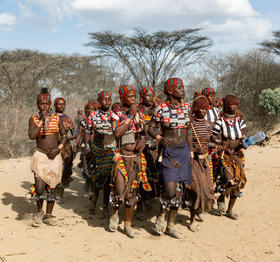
[0,0,279,55]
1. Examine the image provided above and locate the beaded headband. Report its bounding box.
[202,87,215,96]
[37,88,51,103]
[98,91,112,99]
[164,78,183,95]
[140,86,153,96]
[118,85,135,96]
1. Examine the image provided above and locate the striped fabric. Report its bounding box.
[213,116,246,140]
[32,114,59,136]
[205,107,220,123]
[91,142,115,178]
[191,118,212,151]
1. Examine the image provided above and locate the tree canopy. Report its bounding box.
[86,28,212,91]
[260,31,280,56]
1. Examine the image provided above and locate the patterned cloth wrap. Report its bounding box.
[87,108,116,187]
[160,142,193,186]
[91,141,116,188]
[215,149,246,197]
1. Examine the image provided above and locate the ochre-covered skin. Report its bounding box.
[109,88,147,238]
[54,98,76,197]
[148,78,193,238]
[28,95,66,225]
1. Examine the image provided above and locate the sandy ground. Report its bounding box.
[0,139,280,262]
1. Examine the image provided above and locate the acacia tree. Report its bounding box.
[260,31,280,55]
[86,28,212,91]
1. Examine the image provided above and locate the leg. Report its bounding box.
[109,172,125,232]
[164,182,183,238]
[43,189,58,226]
[34,175,45,211]
[226,195,238,220]
[102,181,111,217]
[217,194,226,214]
[89,180,99,214]
[124,199,138,238]
[32,175,45,227]
[155,182,176,235]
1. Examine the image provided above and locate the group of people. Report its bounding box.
[28,77,247,239]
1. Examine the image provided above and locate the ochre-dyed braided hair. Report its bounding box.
[191,95,209,116]
[223,94,239,114]
[54,97,66,107]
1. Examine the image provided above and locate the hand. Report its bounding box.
[136,137,146,152]
[73,144,77,153]
[190,157,194,168]
[40,110,48,120]
[160,137,173,147]
[129,104,138,117]
[190,151,194,159]
[46,147,60,160]
[85,143,91,153]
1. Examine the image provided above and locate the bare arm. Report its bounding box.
[113,117,131,138]
[28,117,43,140]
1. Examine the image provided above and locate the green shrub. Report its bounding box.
[259,88,280,115]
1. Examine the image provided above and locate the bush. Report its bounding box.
[259,88,280,115]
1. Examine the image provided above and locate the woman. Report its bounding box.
[86,91,116,217]
[187,95,216,231]
[148,77,193,239]
[73,103,95,191]
[28,88,66,226]
[109,85,151,238]
[212,94,247,219]
[54,97,76,201]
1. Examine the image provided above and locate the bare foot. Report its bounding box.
[154,215,166,235]
[226,210,239,220]
[165,227,183,239]
[125,225,139,238]
[109,212,119,232]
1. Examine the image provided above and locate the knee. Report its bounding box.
[163,190,176,200]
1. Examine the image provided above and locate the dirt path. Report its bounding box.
[0,143,280,262]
